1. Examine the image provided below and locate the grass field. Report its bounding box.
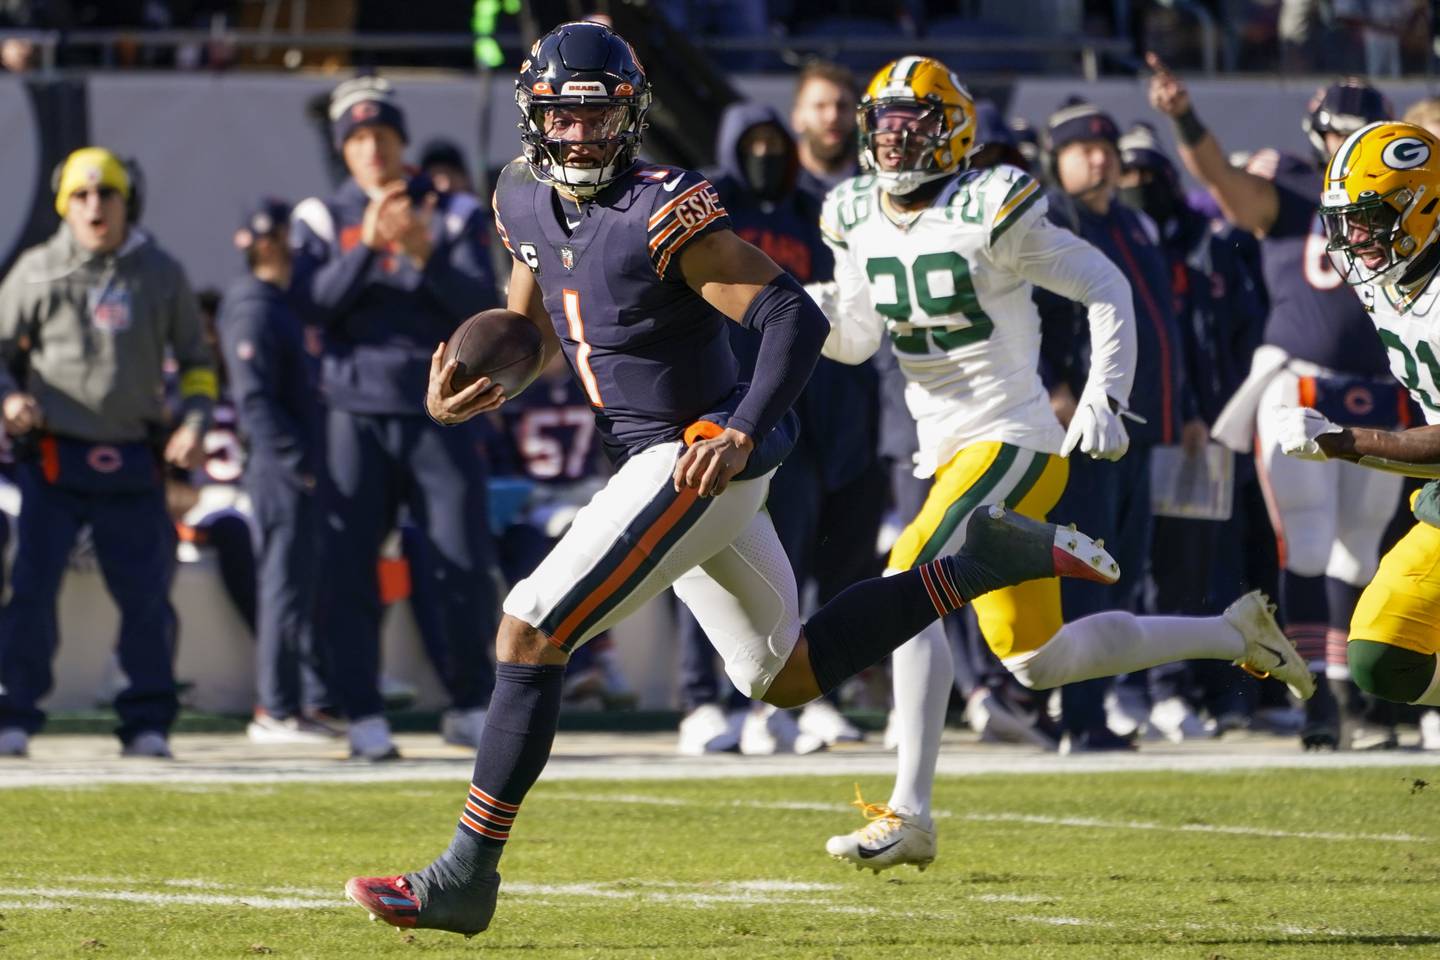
[4,767,1440,959]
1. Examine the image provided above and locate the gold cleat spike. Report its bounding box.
[368,913,379,922]
[1094,538,1104,548]
[1067,522,1077,531]
[1066,539,1078,549]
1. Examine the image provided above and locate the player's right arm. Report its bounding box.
[427,258,559,426]
[1146,53,1279,236]
[811,183,885,364]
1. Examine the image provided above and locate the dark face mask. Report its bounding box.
[743,152,789,203]
[1118,179,1177,227]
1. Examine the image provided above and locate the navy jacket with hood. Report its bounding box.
[289,177,500,415]
[706,101,877,491]
[217,275,320,486]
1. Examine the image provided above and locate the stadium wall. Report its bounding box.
[4,74,1437,291]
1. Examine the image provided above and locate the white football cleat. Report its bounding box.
[825,787,936,874]
[1225,590,1316,701]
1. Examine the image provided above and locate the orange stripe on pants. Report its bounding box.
[548,487,701,648]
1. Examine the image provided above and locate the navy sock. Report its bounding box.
[407,662,565,925]
[805,558,967,696]
[1281,571,1329,665]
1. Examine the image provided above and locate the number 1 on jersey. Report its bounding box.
[562,288,604,407]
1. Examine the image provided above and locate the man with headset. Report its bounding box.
[0,146,216,758]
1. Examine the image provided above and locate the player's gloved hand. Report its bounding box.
[1060,388,1130,461]
[1274,404,1342,460]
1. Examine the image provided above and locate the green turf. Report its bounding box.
[3,767,1439,958]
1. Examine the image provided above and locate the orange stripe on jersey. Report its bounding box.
[547,487,701,649]
[647,216,687,254]
[647,182,707,229]
[563,288,604,407]
[655,208,724,276]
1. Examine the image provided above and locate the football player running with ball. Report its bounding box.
[808,57,1315,873]
[1275,121,1440,716]
[344,22,1124,939]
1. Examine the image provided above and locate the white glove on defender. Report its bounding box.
[1274,404,1342,460]
[1061,388,1130,461]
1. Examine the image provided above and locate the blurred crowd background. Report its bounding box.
[0,0,1438,761]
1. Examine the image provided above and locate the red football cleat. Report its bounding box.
[345,875,419,929]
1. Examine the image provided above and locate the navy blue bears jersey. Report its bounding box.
[492,373,604,484]
[1246,149,1389,376]
[492,160,739,464]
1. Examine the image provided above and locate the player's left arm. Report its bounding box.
[1310,419,1440,477]
[674,227,830,497]
[994,183,1137,459]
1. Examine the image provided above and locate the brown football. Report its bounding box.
[441,308,546,399]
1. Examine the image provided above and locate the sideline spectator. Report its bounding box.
[420,139,474,196]
[790,60,861,197]
[1039,101,1195,753]
[219,197,337,745]
[290,77,501,760]
[0,146,215,759]
[1115,122,1271,738]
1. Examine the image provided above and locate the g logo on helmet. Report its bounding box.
[1381,137,1430,170]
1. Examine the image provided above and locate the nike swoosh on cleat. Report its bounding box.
[856,839,903,859]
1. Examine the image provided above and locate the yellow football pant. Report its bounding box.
[888,441,1068,661]
[1350,514,1440,658]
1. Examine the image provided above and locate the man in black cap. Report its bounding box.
[291,76,502,760]
[1039,99,1201,752]
[219,198,336,745]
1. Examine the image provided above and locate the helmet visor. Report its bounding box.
[1321,193,1402,285]
[861,101,945,175]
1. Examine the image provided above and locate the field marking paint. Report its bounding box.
[972,893,1058,903]
[539,791,1430,844]
[4,741,1437,788]
[5,878,872,916]
[5,886,344,909]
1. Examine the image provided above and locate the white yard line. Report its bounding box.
[538,791,1431,844]
[2,738,1437,788]
[7,878,873,915]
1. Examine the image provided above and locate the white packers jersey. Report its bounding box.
[1358,276,1440,425]
[821,166,1061,477]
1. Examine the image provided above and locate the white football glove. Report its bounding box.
[1273,404,1342,461]
[1061,388,1130,461]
